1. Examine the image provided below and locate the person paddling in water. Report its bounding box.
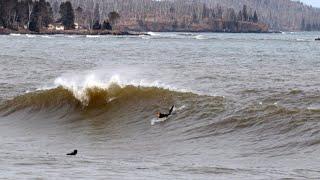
[156,105,174,118]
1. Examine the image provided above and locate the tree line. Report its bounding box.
[2,0,320,32]
[301,18,320,31]
[47,0,261,31]
[0,0,119,32]
[47,0,320,31]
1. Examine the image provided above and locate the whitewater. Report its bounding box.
[0,32,320,179]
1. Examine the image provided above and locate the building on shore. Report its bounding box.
[48,24,65,31]
[74,23,79,30]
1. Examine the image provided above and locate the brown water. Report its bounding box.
[0,32,320,179]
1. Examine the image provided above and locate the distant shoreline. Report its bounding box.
[0,28,280,36]
[0,29,148,36]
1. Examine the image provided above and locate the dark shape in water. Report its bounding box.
[315,38,320,41]
[67,150,78,156]
[157,105,174,119]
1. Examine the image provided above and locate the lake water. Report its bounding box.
[0,32,320,179]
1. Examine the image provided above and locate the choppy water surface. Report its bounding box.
[0,32,320,179]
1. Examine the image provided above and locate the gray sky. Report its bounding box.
[298,0,320,7]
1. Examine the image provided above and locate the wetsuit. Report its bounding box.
[158,105,174,118]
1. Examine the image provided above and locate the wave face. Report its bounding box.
[0,83,224,125]
[0,85,177,113]
[1,82,319,145]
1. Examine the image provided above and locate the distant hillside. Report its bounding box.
[198,0,320,31]
[45,0,269,33]
[47,0,320,31]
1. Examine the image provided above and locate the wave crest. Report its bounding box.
[0,83,193,116]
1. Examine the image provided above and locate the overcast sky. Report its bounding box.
[298,0,320,7]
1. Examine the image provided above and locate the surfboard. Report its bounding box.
[151,117,168,125]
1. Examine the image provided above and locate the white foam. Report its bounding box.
[45,72,191,106]
[296,38,310,42]
[194,35,208,40]
[86,35,100,38]
[176,105,186,111]
[151,117,168,125]
[10,33,21,36]
[107,97,117,103]
[139,35,151,39]
[147,32,160,36]
[41,35,52,39]
[53,74,110,104]
[26,34,36,38]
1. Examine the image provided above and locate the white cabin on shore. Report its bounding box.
[74,23,79,29]
[56,25,65,30]
[48,24,65,31]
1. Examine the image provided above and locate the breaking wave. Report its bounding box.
[0,73,319,152]
[0,72,215,118]
[0,84,188,114]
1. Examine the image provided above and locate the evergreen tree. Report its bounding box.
[249,14,254,22]
[102,20,112,30]
[29,2,41,31]
[41,0,53,27]
[242,5,248,21]
[217,5,223,19]
[253,11,258,23]
[59,1,74,29]
[92,20,101,30]
[28,0,53,32]
[237,10,243,21]
[0,0,18,28]
[301,18,306,30]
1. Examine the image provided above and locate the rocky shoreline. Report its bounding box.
[117,20,270,33]
[0,29,148,36]
[0,26,277,36]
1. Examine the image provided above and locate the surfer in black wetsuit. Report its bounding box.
[66,149,78,156]
[156,105,174,118]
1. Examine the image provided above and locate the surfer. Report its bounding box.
[156,105,174,119]
[66,149,78,156]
